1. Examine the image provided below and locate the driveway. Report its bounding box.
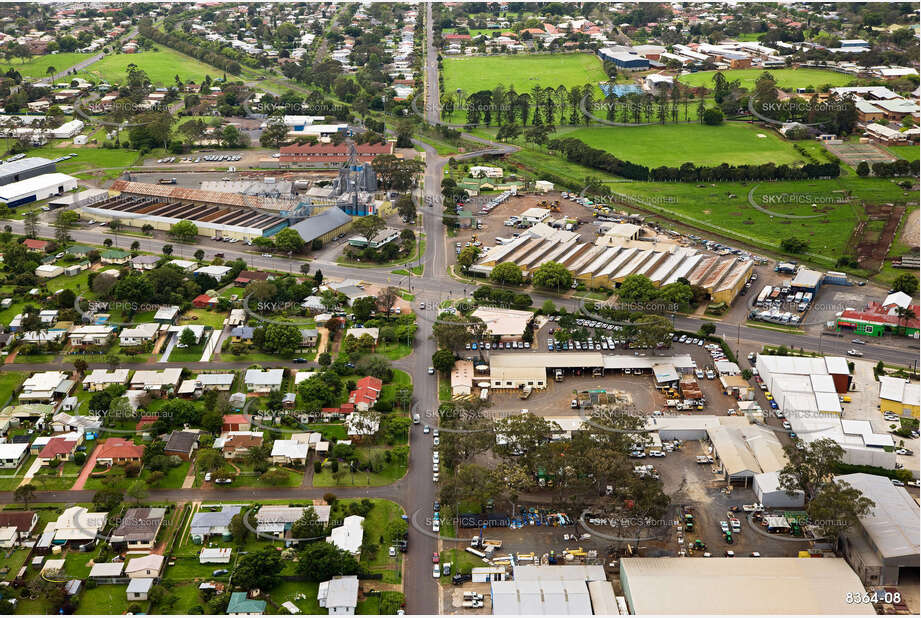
[71,448,98,491]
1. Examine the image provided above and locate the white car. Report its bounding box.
[428,367,435,375]
[262,253,272,258]
[846,349,863,357]
[432,472,439,483]
[433,564,440,578]
[433,436,440,446]
[432,451,439,463]
[432,462,439,473]
[432,519,440,532]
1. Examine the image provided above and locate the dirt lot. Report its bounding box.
[450,191,596,265]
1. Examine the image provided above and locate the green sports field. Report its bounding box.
[74,48,223,86]
[1,52,93,79]
[677,68,855,91]
[886,145,920,162]
[442,53,607,94]
[560,122,804,167]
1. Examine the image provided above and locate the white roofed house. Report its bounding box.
[43,506,107,545]
[244,369,285,393]
[20,371,72,402]
[124,553,165,578]
[67,325,114,348]
[82,369,131,391]
[326,515,364,555]
[129,368,182,394]
[255,505,332,542]
[119,322,161,347]
[271,439,309,465]
[317,575,359,615]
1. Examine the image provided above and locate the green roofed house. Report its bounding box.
[227,592,266,615]
[101,249,130,264]
[458,177,495,195]
[67,244,94,257]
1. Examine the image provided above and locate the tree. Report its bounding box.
[262,323,302,355]
[195,448,225,473]
[395,194,415,222]
[778,437,845,501]
[53,209,77,247]
[260,118,289,148]
[531,261,572,290]
[633,315,672,348]
[432,348,456,374]
[618,274,657,303]
[702,107,724,125]
[385,519,408,544]
[807,480,875,546]
[162,244,173,256]
[377,286,398,318]
[229,512,249,545]
[490,262,523,285]
[457,245,479,272]
[194,249,205,261]
[290,506,325,540]
[274,227,304,254]
[892,273,919,296]
[780,237,808,253]
[352,296,377,322]
[244,443,272,474]
[127,479,148,504]
[23,209,39,239]
[93,486,123,512]
[179,327,197,347]
[699,322,716,336]
[855,161,870,177]
[432,314,472,350]
[14,483,35,509]
[233,548,284,590]
[169,220,198,242]
[352,214,385,245]
[296,542,360,581]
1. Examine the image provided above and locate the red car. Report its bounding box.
[432,552,439,564]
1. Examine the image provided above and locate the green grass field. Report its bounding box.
[559,122,804,167]
[2,52,93,79]
[443,53,607,94]
[677,68,855,91]
[886,145,920,162]
[23,144,141,172]
[75,48,223,85]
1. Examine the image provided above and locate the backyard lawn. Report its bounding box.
[313,446,407,487]
[677,68,855,91]
[0,371,24,407]
[75,583,131,615]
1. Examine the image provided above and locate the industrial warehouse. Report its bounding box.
[472,223,752,303]
[84,181,293,241]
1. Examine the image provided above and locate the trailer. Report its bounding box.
[756,285,772,306]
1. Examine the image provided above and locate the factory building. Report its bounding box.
[0,157,57,186]
[85,181,291,241]
[0,173,77,208]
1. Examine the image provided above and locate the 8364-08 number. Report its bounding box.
[846,591,901,604]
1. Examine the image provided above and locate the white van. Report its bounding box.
[413,414,421,424]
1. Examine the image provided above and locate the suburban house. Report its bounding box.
[130,368,182,394]
[213,431,264,459]
[327,515,364,555]
[271,439,309,465]
[110,507,166,550]
[344,327,379,347]
[255,505,332,541]
[20,371,72,403]
[82,369,131,391]
[88,562,124,583]
[51,412,102,437]
[119,323,161,346]
[0,511,38,542]
[68,325,115,348]
[189,505,243,543]
[164,430,199,461]
[0,443,29,468]
[100,249,130,264]
[301,328,318,348]
[244,368,285,393]
[42,506,107,545]
[131,255,161,271]
[177,373,235,397]
[37,436,78,465]
[318,575,360,615]
[345,411,381,439]
[234,271,269,285]
[153,305,180,324]
[230,326,255,344]
[95,437,145,466]
[125,553,165,579]
[227,592,266,615]
[348,376,382,411]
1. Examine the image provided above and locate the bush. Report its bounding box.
[314,461,322,473]
[323,492,338,505]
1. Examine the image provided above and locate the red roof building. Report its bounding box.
[348,376,383,409]
[222,414,251,432]
[192,294,216,309]
[444,34,471,41]
[96,438,145,465]
[135,416,159,431]
[278,142,394,165]
[234,271,269,285]
[38,438,77,461]
[23,239,49,252]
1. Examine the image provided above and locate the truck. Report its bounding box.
[756,285,772,306]
[470,537,503,549]
[665,399,680,407]
[519,385,533,400]
[769,288,781,301]
[555,369,564,382]
[158,177,177,184]
[462,600,484,609]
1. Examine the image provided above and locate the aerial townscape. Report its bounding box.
[0,0,917,616]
